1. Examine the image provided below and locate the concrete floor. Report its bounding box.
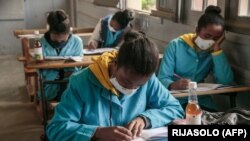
[0,55,43,141]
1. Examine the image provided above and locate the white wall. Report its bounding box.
[25,0,71,29]
[0,0,25,55]
[76,0,250,111]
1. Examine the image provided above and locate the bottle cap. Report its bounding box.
[34,30,39,35]
[188,81,197,89]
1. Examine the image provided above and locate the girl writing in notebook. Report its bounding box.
[47,31,184,141]
[87,9,134,49]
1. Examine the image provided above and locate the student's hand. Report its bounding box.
[88,41,98,49]
[170,78,190,90]
[212,32,225,52]
[93,126,132,141]
[126,117,145,139]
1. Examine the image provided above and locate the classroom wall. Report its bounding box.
[76,0,250,110]
[0,0,25,55]
[25,0,71,29]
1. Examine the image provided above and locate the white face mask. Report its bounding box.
[110,77,138,95]
[194,36,215,50]
[108,22,116,32]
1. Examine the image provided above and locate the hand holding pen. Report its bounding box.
[169,74,190,90]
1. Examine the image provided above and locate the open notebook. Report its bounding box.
[83,48,116,55]
[132,127,168,141]
[170,83,234,94]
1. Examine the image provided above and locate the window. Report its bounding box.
[226,0,250,34]
[191,0,217,12]
[150,0,181,22]
[238,0,250,17]
[126,0,156,12]
[191,0,204,11]
[183,0,218,25]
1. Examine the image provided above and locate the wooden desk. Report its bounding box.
[27,55,96,69]
[172,86,250,108]
[172,86,250,98]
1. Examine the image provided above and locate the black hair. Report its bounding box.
[47,9,70,34]
[117,31,159,76]
[197,5,225,31]
[112,9,134,29]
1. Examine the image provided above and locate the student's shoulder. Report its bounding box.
[146,74,159,86]
[70,34,82,43]
[40,36,47,44]
[69,68,90,84]
[169,37,186,46]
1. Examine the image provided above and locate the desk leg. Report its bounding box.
[39,70,48,141]
[230,93,237,108]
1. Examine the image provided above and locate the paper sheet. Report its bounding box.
[83,48,116,55]
[132,127,168,141]
[170,83,233,94]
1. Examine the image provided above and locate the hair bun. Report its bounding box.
[55,10,68,23]
[205,5,221,15]
[123,9,134,21]
[47,9,69,26]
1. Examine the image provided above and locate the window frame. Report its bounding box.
[225,0,250,35]
[183,0,220,26]
[151,0,182,22]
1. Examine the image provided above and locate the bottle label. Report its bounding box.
[186,113,202,125]
[34,48,43,60]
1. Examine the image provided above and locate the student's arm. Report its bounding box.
[211,50,234,84]
[157,41,176,89]
[88,20,101,49]
[73,35,84,56]
[140,74,184,128]
[46,77,98,141]
[65,36,84,73]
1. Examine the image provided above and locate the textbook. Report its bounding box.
[44,56,83,62]
[132,127,168,141]
[83,48,116,55]
[170,83,234,94]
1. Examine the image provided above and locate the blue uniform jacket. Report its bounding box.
[157,36,234,109]
[40,34,84,100]
[47,68,184,141]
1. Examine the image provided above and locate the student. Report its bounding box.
[87,9,134,49]
[47,31,184,141]
[157,6,234,111]
[40,9,83,101]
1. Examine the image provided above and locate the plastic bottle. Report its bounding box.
[185,81,202,125]
[33,30,43,62]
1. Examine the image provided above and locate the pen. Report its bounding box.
[173,73,183,79]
